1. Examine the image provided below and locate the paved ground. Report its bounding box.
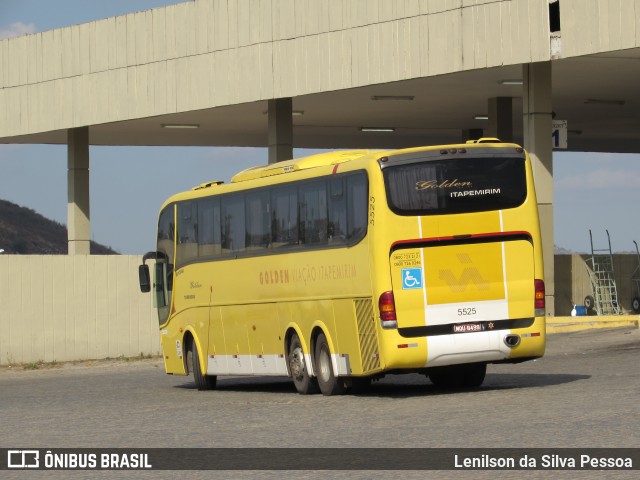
[1,327,638,479]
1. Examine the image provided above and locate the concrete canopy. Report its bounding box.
[1,0,639,153]
[3,52,640,152]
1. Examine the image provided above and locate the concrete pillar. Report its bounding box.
[522,62,554,316]
[268,98,293,164]
[487,97,513,142]
[68,127,90,255]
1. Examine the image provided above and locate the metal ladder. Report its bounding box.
[631,241,640,312]
[585,230,622,315]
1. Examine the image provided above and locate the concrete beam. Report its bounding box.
[268,98,293,164]
[523,62,554,316]
[67,127,90,255]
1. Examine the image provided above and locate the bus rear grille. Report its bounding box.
[354,299,380,372]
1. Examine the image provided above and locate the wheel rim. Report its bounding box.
[318,346,332,382]
[289,346,305,380]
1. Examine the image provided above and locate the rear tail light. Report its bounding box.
[534,279,545,317]
[379,291,398,329]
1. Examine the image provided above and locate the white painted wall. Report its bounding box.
[0,255,160,365]
[0,253,636,365]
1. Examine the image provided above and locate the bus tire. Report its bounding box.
[188,340,217,391]
[428,363,486,388]
[314,333,346,396]
[288,333,319,395]
[461,363,486,387]
[632,297,640,313]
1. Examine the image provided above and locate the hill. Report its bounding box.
[554,244,577,254]
[0,199,117,254]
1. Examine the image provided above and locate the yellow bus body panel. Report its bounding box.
[161,234,377,377]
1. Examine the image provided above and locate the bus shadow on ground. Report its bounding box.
[173,372,590,397]
[358,373,591,398]
[174,376,295,393]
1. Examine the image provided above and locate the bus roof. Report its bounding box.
[163,140,525,208]
[230,149,383,183]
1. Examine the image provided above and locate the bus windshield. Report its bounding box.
[383,155,527,215]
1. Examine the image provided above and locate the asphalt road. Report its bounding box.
[1,327,638,479]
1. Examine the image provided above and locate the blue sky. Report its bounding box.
[1,1,639,254]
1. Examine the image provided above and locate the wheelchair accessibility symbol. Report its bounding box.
[402,268,423,289]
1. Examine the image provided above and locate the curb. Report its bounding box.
[546,315,640,334]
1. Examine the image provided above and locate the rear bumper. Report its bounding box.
[379,316,546,370]
[397,317,535,338]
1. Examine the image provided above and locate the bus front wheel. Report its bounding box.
[315,333,346,396]
[187,340,217,391]
[288,333,319,395]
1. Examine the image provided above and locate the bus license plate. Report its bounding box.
[453,323,482,333]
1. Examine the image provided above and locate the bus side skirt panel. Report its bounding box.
[207,354,288,376]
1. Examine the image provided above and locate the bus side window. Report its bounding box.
[347,173,368,242]
[271,186,298,248]
[328,177,347,244]
[177,202,198,265]
[246,191,271,250]
[198,198,221,257]
[221,194,246,254]
[300,180,328,246]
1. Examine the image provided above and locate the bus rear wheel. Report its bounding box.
[288,333,319,395]
[315,333,346,396]
[187,340,217,391]
[428,363,486,388]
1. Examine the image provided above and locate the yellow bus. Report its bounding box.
[139,139,546,395]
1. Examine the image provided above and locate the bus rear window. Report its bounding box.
[383,156,527,215]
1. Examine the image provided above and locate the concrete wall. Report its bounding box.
[0,0,553,138]
[1,253,637,365]
[560,0,640,57]
[0,255,160,365]
[555,254,639,316]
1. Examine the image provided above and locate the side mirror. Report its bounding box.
[139,251,168,294]
[139,264,151,293]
